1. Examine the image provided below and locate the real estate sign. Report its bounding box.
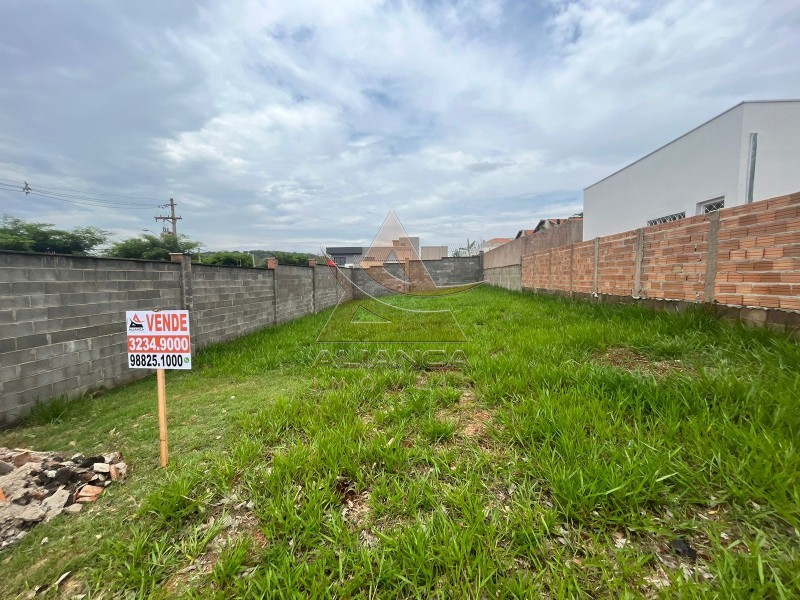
[126,310,192,370]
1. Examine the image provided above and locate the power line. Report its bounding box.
[0,183,156,210]
[0,176,162,203]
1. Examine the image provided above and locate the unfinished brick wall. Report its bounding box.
[644,215,712,301]
[571,241,595,294]
[596,231,638,296]
[713,195,800,311]
[520,192,800,314]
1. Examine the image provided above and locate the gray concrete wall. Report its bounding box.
[314,264,348,311]
[351,267,396,299]
[0,252,182,425]
[0,252,348,425]
[191,264,276,347]
[349,257,482,299]
[484,265,522,291]
[275,265,314,324]
[423,257,482,286]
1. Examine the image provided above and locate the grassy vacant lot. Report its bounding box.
[1,286,798,598]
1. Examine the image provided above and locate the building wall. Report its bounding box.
[584,104,746,240]
[0,256,348,425]
[744,102,800,203]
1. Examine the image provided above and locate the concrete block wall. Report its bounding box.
[0,253,182,425]
[275,265,314,323]
[349,257,483,299]
[0,254,349,425]
[191,264,276,346]
[424,257,482,286]
[314,264,348,310]
[483,265,522,291]
[351,267,399,298]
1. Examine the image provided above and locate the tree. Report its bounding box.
[106,233,201,261]
[201,251,256,267]
[0,215,109,255]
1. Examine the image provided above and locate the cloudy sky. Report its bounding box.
[1,0,799,251]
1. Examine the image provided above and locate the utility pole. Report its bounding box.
[155,198,181,236]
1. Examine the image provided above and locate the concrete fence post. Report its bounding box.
[593,238,599,296]
[633,228,644,298]
[704,211,721,303]
[310,260,317,314]
[267,259,278,324]
[170,253,193,310]
[568,243,575,297]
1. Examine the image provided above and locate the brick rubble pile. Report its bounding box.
[0,447,127,550]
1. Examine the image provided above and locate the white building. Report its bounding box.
[583,100,800,240]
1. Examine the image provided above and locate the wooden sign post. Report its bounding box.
[156,369,168,467]
[126,310,192,467]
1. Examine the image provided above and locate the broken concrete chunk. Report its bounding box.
[63,503,83,514]
[42,486,72,520]
[19,505,46,523]
[93,463,111,473]
[0,460,13,476]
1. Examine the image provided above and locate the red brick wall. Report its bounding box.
[715,194,800,311]
[572,241,595,294]
[641,214,711,302]
[597,231,638,296]
[520,191,800,312]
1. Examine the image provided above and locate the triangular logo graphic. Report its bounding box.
[350,305,390,324]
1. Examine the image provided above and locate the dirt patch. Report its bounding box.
[335,477,376,547]
[165,499,266,593]
[596,347,694,378]
[454,388,495,443]
[462,410,493,439]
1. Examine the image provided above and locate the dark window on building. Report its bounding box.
[647,211,686,227]
[699,197,725,214]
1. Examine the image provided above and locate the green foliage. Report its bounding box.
[200,251,257,267]
[106,233,201,261]
[0,214,108,255]
[249,249,320,266]
[199,249,320,267]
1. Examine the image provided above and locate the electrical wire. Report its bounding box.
[0,176,162,203]
[0,183,156,210]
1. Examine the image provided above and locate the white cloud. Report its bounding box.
[1,0,799,251]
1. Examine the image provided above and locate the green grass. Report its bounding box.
[1,286,799,598]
